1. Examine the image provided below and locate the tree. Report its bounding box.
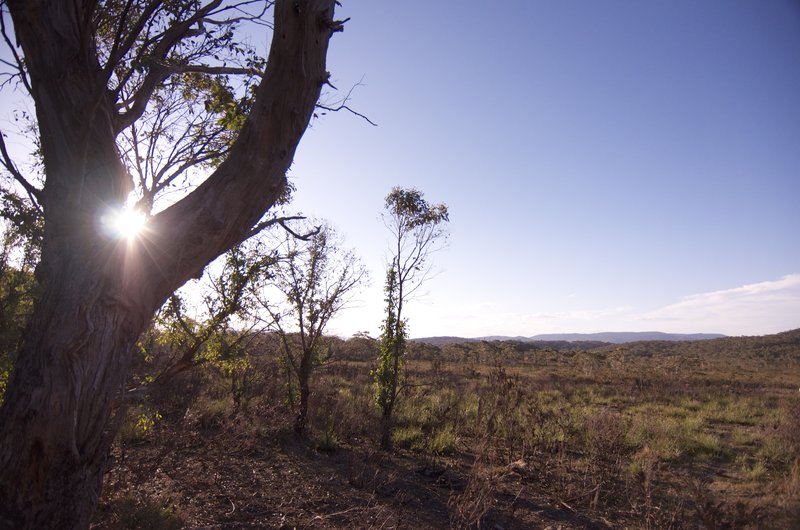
[0,189,42,400]
[374,187,449,450]
[0,1,343,527]
[132,244,271,414]
[136,243,272,391]
[253,223,366,436]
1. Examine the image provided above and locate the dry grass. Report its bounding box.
[94,332,800,529]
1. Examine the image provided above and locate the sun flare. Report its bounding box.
[103,206,147,240]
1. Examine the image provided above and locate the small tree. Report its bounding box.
[142,244,273,386]
[254,223,366,436]
[0,190,42,403]
[374,187,449,450]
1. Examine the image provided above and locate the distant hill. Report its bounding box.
[412,336,481,346]
[414,331,726,345]
[525,332,726,344]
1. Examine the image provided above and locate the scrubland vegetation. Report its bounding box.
[93,329,800,529]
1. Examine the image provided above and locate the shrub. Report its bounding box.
[193,396,228,430]
[584,409,627,464]
[118,407,162,444]
[315,425,339,453]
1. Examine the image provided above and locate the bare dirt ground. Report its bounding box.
[93,417,626,529]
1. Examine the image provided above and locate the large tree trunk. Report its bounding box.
[0,1,338,528]
[0,252,152,528]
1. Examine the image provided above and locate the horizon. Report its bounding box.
[377,327,800,342]
[326,272,800,340]
[416,331,729,340]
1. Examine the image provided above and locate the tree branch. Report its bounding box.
[165,64,263,77]
[0,6,31,94]
[0,131,42,210]
[113,0,224,133]
[204,1,274,27]
[276,218,321,241]
[316,79,376,126]
[247,214,307,238]
[316,102,377,126]
[103,0,159,80]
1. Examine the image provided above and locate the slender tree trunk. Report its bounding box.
[294,354,312,437]
[231,370,242,414]
[0,1,338,527]
[380,321,404,451]
[380,405,394,451]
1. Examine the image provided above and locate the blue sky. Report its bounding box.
[0,2,797,338]
[288,1,800,338]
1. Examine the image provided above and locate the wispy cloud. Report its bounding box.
[419,275,800,337]
[639,274,800,335]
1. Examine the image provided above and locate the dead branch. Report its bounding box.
[316,78,377,126]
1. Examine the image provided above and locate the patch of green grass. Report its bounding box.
[679,428,729,461]
[626,415,682,461]
[429,424,458,455]
[701,396,766,426]
[626,410,731,462]
[731,426,759,447]
[662,404,692,420]
[678,396,703,413]
[392,425,425,452]
[574,385,616,407]
[758,434,795,469]
[745,460,768,481]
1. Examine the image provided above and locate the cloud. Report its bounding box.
[640,274,800,335]
[427,275,800,337]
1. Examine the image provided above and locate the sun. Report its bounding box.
[103,206,147,240]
